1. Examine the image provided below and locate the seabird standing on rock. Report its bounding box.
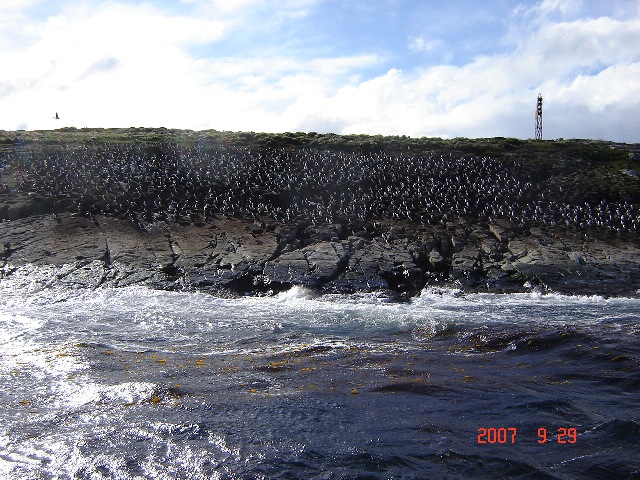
[11,140,638,234]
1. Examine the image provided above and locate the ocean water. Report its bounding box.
[0,278,638,479]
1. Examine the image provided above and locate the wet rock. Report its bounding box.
[305,241,351,280]
[1,213,639,297]
[489,223,509,243]
[327,237,423,294]
[263,250,315,287]
[428,249,445,270]
[451,245,482,280]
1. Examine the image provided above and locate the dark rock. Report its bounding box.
[1,130,639,298]
[1,213,638,297]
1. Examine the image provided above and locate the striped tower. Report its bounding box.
[535,94,543,140]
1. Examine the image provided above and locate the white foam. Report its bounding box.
[275,285,320,303]
[0,313,44,345]
[1,273,639,355]
[413,287,640,307]
[54,381,158,408]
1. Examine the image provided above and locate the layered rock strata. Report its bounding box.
[2,213,638,297]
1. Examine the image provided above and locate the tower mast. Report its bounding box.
[535,93,543,140]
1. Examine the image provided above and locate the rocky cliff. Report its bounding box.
[1,128,639,297]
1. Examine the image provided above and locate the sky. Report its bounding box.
[1,0,639,141]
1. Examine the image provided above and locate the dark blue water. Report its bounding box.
[1,280,639,479]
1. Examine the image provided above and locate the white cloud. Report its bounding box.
[0,2,226,130]
[536,0,583,18]
[206,0,265,12]
[512,0,584,24]
[279,13,640,140]
[1,1,638,142]
[0,0,379,132]
[408,36,443,53]
[180,0,318,19]
[530,17,640,73]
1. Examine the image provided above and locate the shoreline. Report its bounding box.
[2,212,639,299]
[1,129,639,298]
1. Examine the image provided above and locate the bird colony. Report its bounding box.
[3,142,638,232]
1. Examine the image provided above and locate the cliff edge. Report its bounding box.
[1,128,639,297]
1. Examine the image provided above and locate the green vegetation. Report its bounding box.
[0,127,635,159]
[1,127,638,205]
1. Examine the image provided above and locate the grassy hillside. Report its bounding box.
[3,127,639,200]
[1,128,638,229]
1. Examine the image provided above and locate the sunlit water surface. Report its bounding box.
[1,280,639,479]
